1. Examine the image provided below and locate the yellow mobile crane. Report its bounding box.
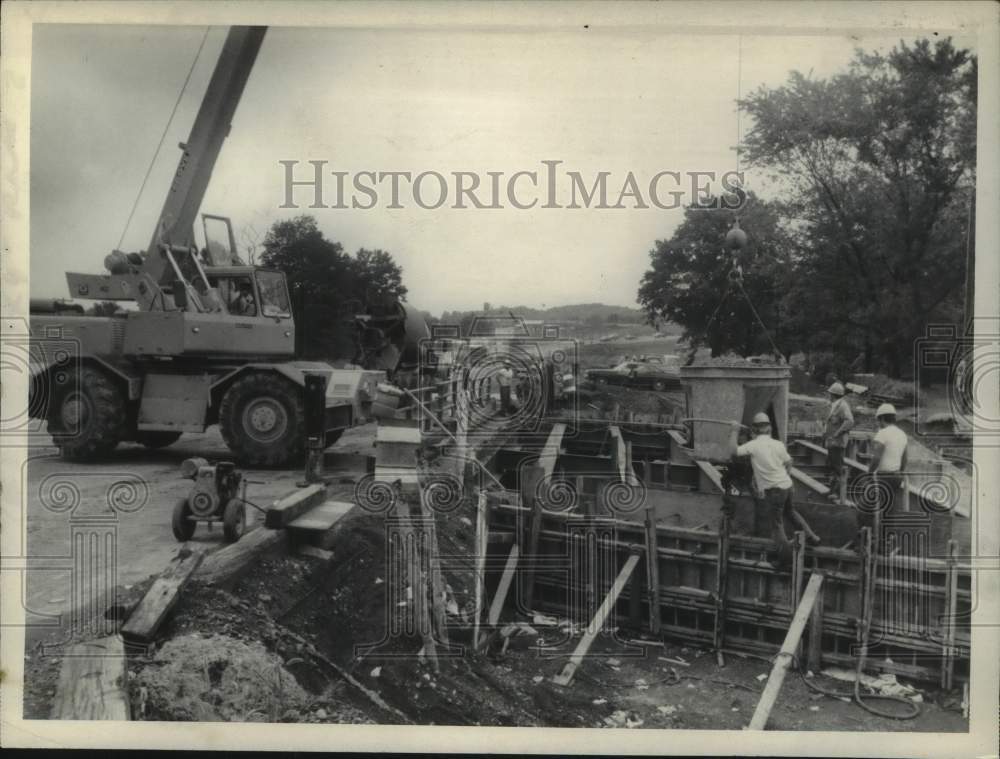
[30,27,427,465]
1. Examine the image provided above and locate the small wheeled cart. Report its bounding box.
[172,458,248,543]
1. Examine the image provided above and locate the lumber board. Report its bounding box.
[487,544,520,626]
[790,466,830,496]
[807,580,825,673]
[553,553,640,686]
[376,424,423,444]
[288,500,353,532]
[121,547,204,643]
[748,572,825,730]
[521,462,546,610]
[539,422,566,477]
[264,483,327,528]
[51,635,129,720]
[644,503,661,634]
[196,526,285,588]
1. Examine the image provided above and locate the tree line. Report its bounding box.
[638,38,976,379]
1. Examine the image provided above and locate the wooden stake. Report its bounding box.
[473,491,488,650]
[791,531,806,663]
[644,502,661,634]
[748,572,825,730]
[521,463,545,610]
[714,513,731,665]
[553,552,640,686]
[941,539,959,689]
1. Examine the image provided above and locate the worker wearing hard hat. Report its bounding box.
[729,412,821,565]
[867,403,909,516]
[824,382,855,503]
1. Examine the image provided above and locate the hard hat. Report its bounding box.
[875,403,896,418]
[752,412,771,425]
[828,382,845,396]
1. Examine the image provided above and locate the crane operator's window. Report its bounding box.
[256,271,291,318]
[221,276,257,317]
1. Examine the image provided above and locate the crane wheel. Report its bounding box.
[222,498,246,543]
[171,497,197,541]
[135,430,183,449]
[219,372,305,467]
[49,366,126,460]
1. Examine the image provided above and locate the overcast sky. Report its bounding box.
[30,23,974,315]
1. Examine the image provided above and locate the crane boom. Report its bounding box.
[65,26,267,311]
[150,26,266,256]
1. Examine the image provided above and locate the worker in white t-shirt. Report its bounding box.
[867,403,909,518]
[729,412,821,566]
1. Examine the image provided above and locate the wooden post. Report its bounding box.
[553,553,640,686]
[488,544,520,626]
[714,514,731,665]
[748,573,825,730]
[941,539,959,689]
[419,485,448,645]
[521,463,546,611]
[644,502,661,635]
[790,532,806,664]
[806,580,825,674]
[473,491,488,650]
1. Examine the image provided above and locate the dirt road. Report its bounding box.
[18,424,376,645]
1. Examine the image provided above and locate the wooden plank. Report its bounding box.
[376,424,423,444]
[51,635,129,720]
[610,426,627,482]
[553,553,640,686]
[196,526,284,588]
[488,544,520,626]
[121,546,205,643]
[540,422,566,477]
[748,572,825,730]
[790,466,830,496]
[264,483,326,528]
[287,500,353,532]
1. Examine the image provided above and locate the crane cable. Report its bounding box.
[115,27,211,252]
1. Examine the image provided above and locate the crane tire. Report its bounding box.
[219,372,305,467]
[49,366,126,460]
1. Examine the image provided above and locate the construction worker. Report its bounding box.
[867,403,909,517]
[824,382,855,503]
[229,280,256,316]
[729,412,821,565]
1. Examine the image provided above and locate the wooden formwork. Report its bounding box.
[487,500,971,686]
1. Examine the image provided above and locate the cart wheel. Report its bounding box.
[172,497,196,542]
[222,498,246,543]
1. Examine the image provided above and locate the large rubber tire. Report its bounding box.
[171,497,197,542]
[218,372,306,466]
[49,366,126,460]
[222,498,246,543]
[135,430,183,449]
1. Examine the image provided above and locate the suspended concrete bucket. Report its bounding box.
[679,363,791,463]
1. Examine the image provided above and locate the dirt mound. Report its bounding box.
[134,632,309,721]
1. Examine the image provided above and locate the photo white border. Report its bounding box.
[2,1,997,755]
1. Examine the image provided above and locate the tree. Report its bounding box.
[260,215,408,360]
[350,248,407,306]
[739,38,977,376]
[638,192,795,358]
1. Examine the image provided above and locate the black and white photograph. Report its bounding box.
[1,1,997,755]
